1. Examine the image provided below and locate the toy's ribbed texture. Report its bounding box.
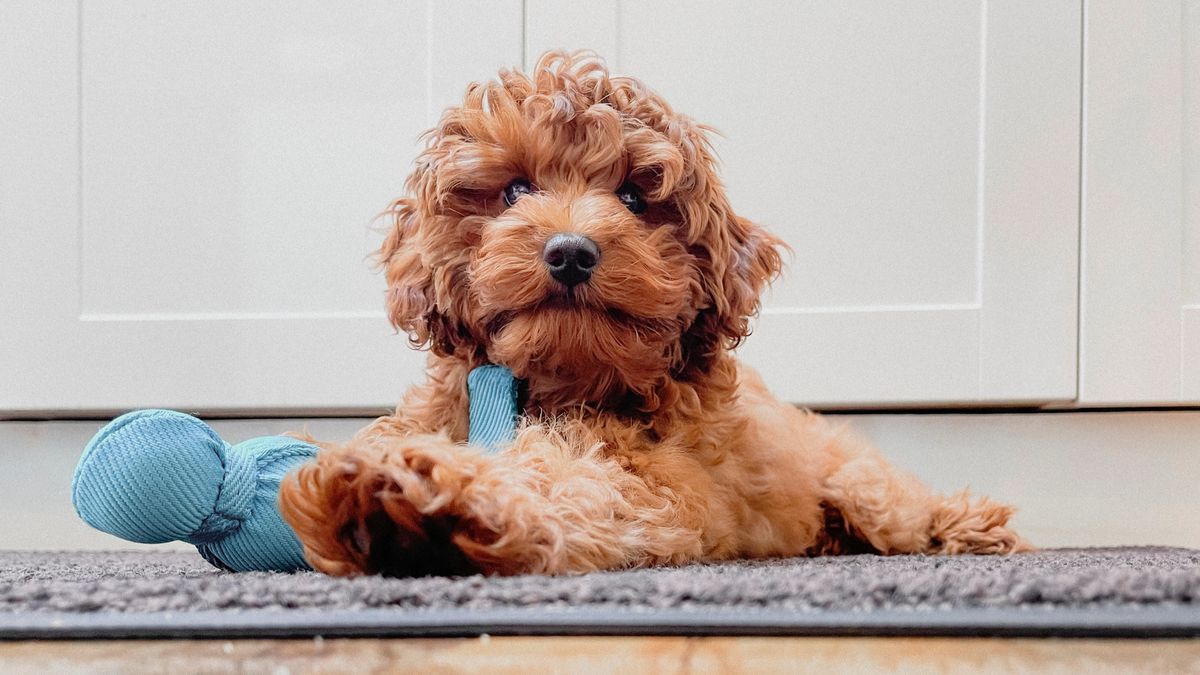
[72,410,226,544]
[190,443,256,544]
[193,436,316,572]
[466,365,519,452]
[72,410,315,572]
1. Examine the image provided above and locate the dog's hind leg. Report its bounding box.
[815,421,1030,555]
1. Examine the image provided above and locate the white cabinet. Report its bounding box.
[1080,0,1200,405]
[0,1,520,413]
[6,1,1196,413]
[529,1,1082,406]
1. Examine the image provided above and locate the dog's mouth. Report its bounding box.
[480,293,690,409]
[484,299,647,338]
[483,282,591,334]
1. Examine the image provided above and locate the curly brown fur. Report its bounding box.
[278,51,1029,577]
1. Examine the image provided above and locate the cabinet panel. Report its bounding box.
[0,0,522,413]
[1080,0,1200,405]
[529,0,1081,406]
[80,3,413,316]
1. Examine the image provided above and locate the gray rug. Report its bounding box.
[2,548,1199,638]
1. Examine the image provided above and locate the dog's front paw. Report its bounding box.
[278,434,493,577]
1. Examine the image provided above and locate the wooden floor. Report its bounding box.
[2,637,1199,674]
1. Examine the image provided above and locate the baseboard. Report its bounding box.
[4,411,1197,551]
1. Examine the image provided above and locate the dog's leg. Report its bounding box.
[817,421,1030,555]
[277,426,695,576]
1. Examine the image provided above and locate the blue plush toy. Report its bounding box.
[72,365,519,572]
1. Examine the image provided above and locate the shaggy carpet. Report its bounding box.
[2,548,1198,638]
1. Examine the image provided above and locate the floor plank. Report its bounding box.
[2,637,1199,674]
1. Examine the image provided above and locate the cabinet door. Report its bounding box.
[0,1,521,413]
[528,1,1081,407]
[1080,0,1200,405]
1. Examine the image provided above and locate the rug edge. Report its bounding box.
[3,606,1199,641]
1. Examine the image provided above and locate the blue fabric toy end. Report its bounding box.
[72,365,522,573]
[72,409,315,572]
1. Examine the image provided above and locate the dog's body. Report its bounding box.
[279,52,1027,577]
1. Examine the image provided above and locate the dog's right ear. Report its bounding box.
[378,198,444,352]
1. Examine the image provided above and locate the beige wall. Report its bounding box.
[840,411,1200,549]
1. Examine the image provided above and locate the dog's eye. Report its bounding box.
[502,179,533,207]
[616,182,646,215]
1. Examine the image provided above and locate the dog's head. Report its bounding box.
[380,51,784,409]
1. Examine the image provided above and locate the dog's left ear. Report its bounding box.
[709,214,787,347]
[378,198,465,355]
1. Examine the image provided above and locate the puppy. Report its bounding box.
[279,51,1028,577]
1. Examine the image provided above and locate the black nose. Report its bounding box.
[543,233,599,287]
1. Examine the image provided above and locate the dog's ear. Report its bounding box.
[378,199,464,355]
[709,214,786,347]
[653,118,785,351]
[379,199,433,345]
[675,208,785,379]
